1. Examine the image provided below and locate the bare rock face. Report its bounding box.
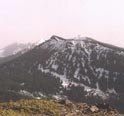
[90,106,99,113]
[57,99,72,105]
[55,99,119,116]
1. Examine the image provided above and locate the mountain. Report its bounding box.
[0,35,124,112]
[0,43,34,64]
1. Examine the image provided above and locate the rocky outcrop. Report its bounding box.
[55,99,118,115]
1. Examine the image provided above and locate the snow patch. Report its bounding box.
[117,51,124,56]
[19,90,34,97]
[95,68,109,79]
[20,82,25,86]
[36,38,47,45]
[107,88,117,95]
[74,68,80,79]
[51,64,58,70]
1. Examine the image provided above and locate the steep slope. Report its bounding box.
[0,35,124,112]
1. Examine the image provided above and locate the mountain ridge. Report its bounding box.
[38,35,124,52]
[0,43,34,64]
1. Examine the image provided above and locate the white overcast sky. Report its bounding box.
[0,0,124,48]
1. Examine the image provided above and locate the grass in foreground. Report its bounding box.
[0,99,123,116]
[0,99,66,116]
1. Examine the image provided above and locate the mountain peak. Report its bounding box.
[50,35,66,41]
[49,35,98,45]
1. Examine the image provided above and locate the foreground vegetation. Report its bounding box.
[0,99,66,116]
[0,99,123,116]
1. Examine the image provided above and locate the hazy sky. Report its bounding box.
[0,0,124,48]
